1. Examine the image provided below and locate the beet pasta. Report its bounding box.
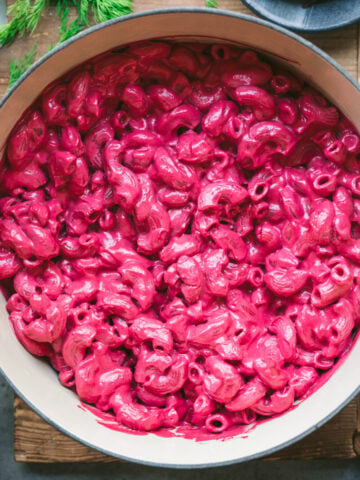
[1,41,360,434]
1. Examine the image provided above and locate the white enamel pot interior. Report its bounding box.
[0,8,360,468]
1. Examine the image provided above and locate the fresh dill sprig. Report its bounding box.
[55,0,133,44]
[58,16,87,42]
[56,0,71,38]
[1,0,134,47]
[79,0,90,25]
[27,0,46,33]
[0,0,31,45]
[8,41,37,88]
[205,0,218,7]
[55,0,86,43]
[91,0,132,23]
[3,0,134,89]
[0,0,47,46]
[56,0,133,43]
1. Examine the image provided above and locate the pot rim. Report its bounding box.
[1,8,360,469]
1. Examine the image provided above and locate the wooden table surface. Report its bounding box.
[1,0,360,464]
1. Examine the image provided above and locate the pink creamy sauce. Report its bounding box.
[78,400,252,440]
[80,330,359,442]
[1,41,360,439]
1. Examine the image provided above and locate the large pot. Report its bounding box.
[0,8,360,468]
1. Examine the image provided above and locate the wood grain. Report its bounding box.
[2,0,360,464]
[304,24,359,81]
[14,397,114,463]
[14,396,360,462]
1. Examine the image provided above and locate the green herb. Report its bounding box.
[205,0,218,7]
[1,0,133,47]
[8,41,37,88]
[91,0,132,23]
[27,0,46,33]
[79,0,90,25]
[56,0,86,42]
[57,0,71,37]
[0,0,32,45]
[3,0,134,89]
[0,0,48,45]
[58,16,86,42]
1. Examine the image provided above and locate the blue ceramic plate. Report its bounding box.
[242,0,360,32]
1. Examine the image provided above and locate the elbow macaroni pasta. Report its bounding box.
[1,41,360,435]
